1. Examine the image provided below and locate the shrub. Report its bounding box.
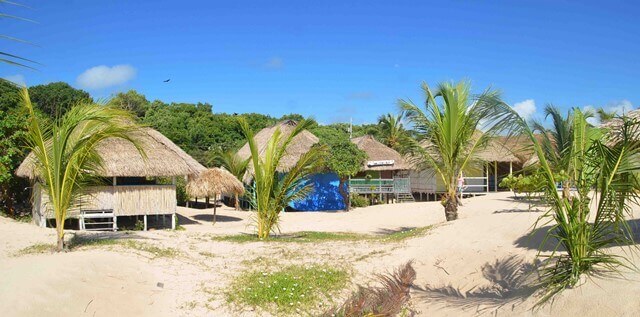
[349,194,369,208]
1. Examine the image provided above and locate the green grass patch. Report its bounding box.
[15,235,182,259]
[14,243,55,256]
[226,264,348,315]
[212,225,433,244]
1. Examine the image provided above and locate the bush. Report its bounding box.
[350,194,369,208]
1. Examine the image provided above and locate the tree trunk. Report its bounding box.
[234,193,240,211]
[338,177,349,211]
[56,224,65,251]
[212,194,217,225]
[444,193,458,221]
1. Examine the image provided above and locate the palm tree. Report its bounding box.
[596,107,616,123]
[532,105,595,198]
[210,150,249,210]
[377,112,412,154]
[510,107,640,304]
[20,89,143,251]
[1,1,38,70]
[399,81,513,221]
[238,118,326,239]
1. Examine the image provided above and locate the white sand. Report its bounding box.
[1,193,639,316]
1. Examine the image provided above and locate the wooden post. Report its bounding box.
[486,163,489,193]
[171,213,176,230]
[494,161,498,192]
[213,194,217,225]
[143,215,148,231]
[509,161,513,176]
[113,177,117,231]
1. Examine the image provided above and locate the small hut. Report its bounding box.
[16,127,205,231]
[236,120,320,179]
[409,136,521,200]
[186,168,244,223]
[236,120,348,211]
[349,135,414,203]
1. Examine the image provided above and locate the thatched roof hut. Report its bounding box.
[474,138,520,163]
[236,120,320,172]
[351,135,410,171]
[186,168,244,198]
[16,127,205,179]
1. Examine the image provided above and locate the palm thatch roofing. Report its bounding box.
[186,168,244,198]
[351,135,410,171]
[474,138,521,163]
[236,120,320,172]
[16,127,206,179]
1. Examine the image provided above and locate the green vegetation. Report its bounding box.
[323,138,367,211]
[400,80,514,221]
[238,118,326,239]
[226,264,349,315]
[16,235,181,258]
[508,106,640,304]
[377,112,414,155]
[21,89,143,251]
[211,226,433,243]
[349,193,369,208]
[28,82,93,118]
[0,80,29,217]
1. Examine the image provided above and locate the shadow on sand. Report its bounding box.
[192,214,243,223]
[413,255,540,314]
[514,218,640,252]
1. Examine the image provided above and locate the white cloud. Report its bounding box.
[3,74,26,86]
[606,99,633,115]
[76,64,136,89]
[264,57,283,70]
[512,99,536,120]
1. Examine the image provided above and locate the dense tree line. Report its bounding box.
[1,81,410,216]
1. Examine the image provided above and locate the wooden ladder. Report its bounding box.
[80,209,117,231]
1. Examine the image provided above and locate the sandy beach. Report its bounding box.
[1,192,639,316]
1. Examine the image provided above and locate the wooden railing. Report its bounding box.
[349,178,411,194]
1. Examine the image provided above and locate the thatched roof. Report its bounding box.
[236,120,320,172]
[16,127,205,179]
[351,135,410,171]
[186,168,244,198]
[474,138,521,163]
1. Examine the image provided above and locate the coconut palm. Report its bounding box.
[399,81,514,221]
[20,89,143,251]
[210,150,249,210]
[510,107,640,304]
[238,117,326,239]
[377,112,413,155]
[1,1,38,70]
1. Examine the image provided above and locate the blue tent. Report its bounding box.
[288,172,346,211]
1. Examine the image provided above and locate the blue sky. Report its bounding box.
[2,0,639,124]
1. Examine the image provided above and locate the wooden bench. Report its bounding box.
[80,209,116,231]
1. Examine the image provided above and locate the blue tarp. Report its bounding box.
[288,172,346,211]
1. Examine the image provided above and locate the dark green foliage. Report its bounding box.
[0,79,30,216]
[107,89,151,118]
[349,194,369,208]
[28,82,92,118]
[322,138,367,211]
